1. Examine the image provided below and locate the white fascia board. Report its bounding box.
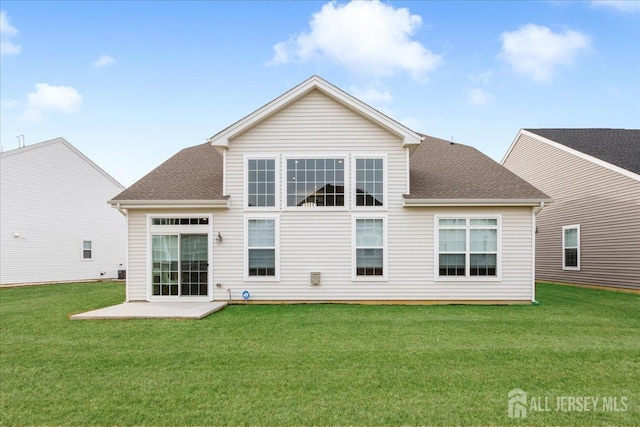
[208,75,423,148]
[503,129,640,183]
[108,199,230,209]
[500,129,524,165]
[403,198,552,207]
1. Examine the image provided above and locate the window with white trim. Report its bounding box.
[247,158,276,207]
[248,219,277,277]
[150,216,211,297]
[286,158,345,207]
[355,158,384,207]
[82,240,92,259]
[437,217,499,278]
[353,217,386,279]
[562,225,580,270]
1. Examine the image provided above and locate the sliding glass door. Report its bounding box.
[152,234,208,297]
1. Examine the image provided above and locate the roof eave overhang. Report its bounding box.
[108,199,230,209]
[403,198,552,207]
[208,75,423,148]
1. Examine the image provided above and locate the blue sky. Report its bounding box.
[1,1,639,187]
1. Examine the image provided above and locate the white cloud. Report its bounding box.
[21,83,83,122]
[93,54,116,67]
[1,10,22,56]
[349,85,393,104]
[591,1,640,12]
[499,24,590,82]
[468,88,493,106]
[469,69,493,85]
[268,0,442,79]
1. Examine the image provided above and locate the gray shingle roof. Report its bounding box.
[112,135,549,202]
[112,142,224,201]
[406,134,550,201]
[526,128,640,175]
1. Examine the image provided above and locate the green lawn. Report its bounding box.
[0,282,638,426]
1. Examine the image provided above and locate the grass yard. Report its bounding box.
[0,282,638,426]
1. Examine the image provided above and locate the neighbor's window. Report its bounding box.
[286,158,345,207]
[247,158,276,207]
[82,240,92,259]
[248,219,276,276]
[437,218,499,278]
[355,218,385,276]
[562,225,580,270]
[355,158,384,207]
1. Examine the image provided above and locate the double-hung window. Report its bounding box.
[247,217,278,279]
[562,225,580,270]
[436,217,500,279]
[247,158,276,207]
[286,158,345,207]
[82,240,92,259]
[353,217,387,279]
[355,158,384,207]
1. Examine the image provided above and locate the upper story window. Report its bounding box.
[562,225,580,270]
[247,158,276,207]
[286,158,344,207]
[436,217,500,279]
[355,158,384,207]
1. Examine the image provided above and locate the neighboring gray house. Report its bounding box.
[502,129,640,290]
[0,137,127,285]
[109,76,550,304]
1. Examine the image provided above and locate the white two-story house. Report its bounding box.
[110,76,549,304]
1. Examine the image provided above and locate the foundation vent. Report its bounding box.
[310,272,321,286]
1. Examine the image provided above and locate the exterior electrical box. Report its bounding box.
[310,272,321,286]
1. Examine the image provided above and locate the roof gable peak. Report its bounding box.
[208,75,423,149]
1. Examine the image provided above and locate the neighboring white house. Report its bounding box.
[110,76,550,304]
[1,137,127,285]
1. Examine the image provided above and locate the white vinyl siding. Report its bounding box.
[0,139,126,285]
[123,89,536,302]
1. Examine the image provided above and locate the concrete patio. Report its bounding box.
[70,301,228,320]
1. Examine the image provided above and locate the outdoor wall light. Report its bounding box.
[216,232,223,244]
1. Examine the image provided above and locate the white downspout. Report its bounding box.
[116,203,126,216]
[534,201,545,215]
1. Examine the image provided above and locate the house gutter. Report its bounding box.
[115,202,126,217]
[107,199,230,209]
[402,198,552,207]
[534,201,546,215]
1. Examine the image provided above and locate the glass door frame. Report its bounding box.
[147,214,214,302]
